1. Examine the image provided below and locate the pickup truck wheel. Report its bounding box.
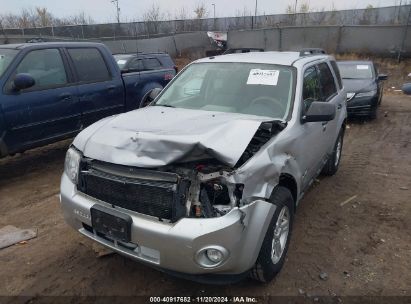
[140,88,161,108]
[321,130,344,176]
[250,186,294,283]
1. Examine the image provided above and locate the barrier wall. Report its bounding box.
[227,25,410,56]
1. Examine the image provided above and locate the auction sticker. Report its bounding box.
[357,65,369,70]
[247,69,279,86]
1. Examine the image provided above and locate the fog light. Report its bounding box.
[195,246,229,268]
[206,249,224,263]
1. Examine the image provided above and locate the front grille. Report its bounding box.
[78,160,188,222]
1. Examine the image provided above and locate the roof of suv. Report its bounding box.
[196,51,329,67]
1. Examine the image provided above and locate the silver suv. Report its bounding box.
[60,50,347,283]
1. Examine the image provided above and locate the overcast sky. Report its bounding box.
[0,0,406,23]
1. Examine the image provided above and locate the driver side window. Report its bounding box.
[303,66,321,112]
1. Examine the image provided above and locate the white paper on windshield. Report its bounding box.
[357,65,369,70]
[247,69,279,86]
[117,60,127,64]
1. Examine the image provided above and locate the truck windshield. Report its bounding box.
[155,62,295,120]
[0,49,18,78]
[338,63,374,79]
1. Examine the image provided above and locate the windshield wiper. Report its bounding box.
[155,104,175,108]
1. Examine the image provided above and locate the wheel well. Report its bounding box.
[279,174,297,212]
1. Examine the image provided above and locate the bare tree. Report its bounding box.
[143,4,163,35]
[299,2,311,13]
[36,7,53,27]
[194,2,208,19]
[175,7,188,20]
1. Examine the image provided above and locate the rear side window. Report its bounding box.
[143,58,162,70]
[330,61,342,89]
[15,48,67,89]
[68,48,111,83]
[317,62,337,101]
[128,58,144,71]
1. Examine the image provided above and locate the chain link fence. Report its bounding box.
[1,5,410,41]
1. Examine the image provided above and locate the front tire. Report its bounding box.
[250,186,294,283]
[322,130,344,176]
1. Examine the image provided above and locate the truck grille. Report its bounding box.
[77,160,188,222]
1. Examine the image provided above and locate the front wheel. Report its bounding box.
[250,186,294,283]
[322,130,344,176]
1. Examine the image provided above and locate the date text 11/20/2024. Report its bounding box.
[149,297,258,303]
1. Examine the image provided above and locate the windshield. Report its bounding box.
[114,54,132,69]
[154,62,295,120]
[338,63,374,79]
[0,49,18,78]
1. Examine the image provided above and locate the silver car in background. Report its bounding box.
[60,50,347,283]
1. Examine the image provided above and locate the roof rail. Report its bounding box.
[299,48,326,56]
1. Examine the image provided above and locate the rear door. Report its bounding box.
[317,61,343,151]
[66,47,124,128]
[1,48,80,152]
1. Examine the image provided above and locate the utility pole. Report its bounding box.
[111,0,120,23]
[294,0,298,25]
[254,0,258,28]
[212,4,216,19]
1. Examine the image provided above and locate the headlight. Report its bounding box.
[355,89,377,98]
[64,147,81,184]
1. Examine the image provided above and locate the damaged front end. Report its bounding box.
[76,119,287,222]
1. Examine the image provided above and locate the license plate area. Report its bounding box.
[90,204,132,243]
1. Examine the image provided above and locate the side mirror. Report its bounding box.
[13,73,35,91]
[378,74,388,81]
[302,101,336,123]
[402,83,411,95]
[149,87,162,100]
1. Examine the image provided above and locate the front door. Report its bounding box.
[2,48,80,153]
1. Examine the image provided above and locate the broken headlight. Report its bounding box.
[64,147,81,184]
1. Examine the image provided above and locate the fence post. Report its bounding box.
[278,27,282,51]
[398,6,411,62]
[336,25,343,54]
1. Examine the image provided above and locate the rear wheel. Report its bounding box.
[250,186,294,283]
[322,130,344,176]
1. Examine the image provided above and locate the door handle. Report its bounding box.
[59,93,72,101]
[106,85,116,92]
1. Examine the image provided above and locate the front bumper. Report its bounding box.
[60,173,276,275]
[347,95,378,117]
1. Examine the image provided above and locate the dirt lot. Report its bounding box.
[0,94,410,300]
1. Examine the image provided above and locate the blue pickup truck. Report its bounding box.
[0,42,176,158]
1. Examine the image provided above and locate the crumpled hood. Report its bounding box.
[343,79,376,93]
[73,106,273,168]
